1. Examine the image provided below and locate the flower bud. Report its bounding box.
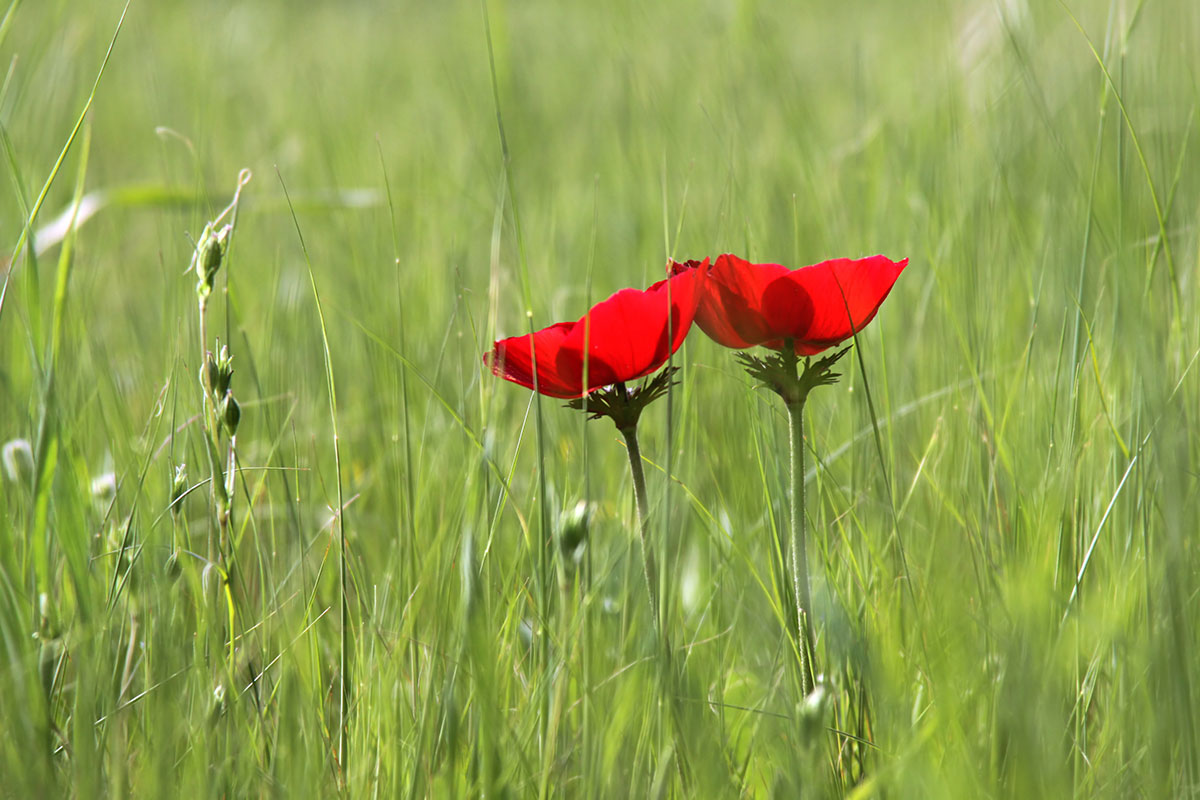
[170,464,187,517]
[202,351,219,395]
[557,500,590,562]
[193,222,232,300]
[220,394,241,436]
[90,471,117,507]
[208,681,227,724]
[214,344,234,397]
[796,682,830,745]
[38,592,52,633]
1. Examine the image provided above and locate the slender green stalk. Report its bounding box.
[740,346,847,700]
[0,1,128,329]
[528,318,553,772]
[785,396,815,697]
[619,423,659,632]
[617,410,692,790]
[197,307,224,562]
[480,0,553,761]
[279,171,351,784]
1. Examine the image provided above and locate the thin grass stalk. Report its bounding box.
[29,122,92,611]
[480,0,554,763]
[375,142,422,786]
[0,1,128,329]
[526,315,554,775]
[580,177,598,791]
[278,171,351,785]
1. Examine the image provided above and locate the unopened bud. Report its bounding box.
[170,464,187,516]
[90,471,116,507]
[557,500,590,562]
[796,682,830,744]
[214,344,234,396]
[208,681,227,723]
[38,592,52,629]
[202,350,219,395]
[193,222,232,299]
[221,394,241,436]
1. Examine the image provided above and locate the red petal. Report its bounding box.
[690,254,790,349]
[485,321,582,398]
[486,263,704,399]
[760,256,907,354]
[557,266,701,389]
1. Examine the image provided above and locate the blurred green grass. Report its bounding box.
[2,0,1198,796]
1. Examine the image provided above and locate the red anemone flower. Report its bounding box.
[670,254,907,355]
[485,262,706,399]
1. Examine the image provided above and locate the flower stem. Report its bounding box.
[737,347,848,720]
[786,396,815,697]
[567,375,700,784]
[619,420,693,788]
[197,301,230,561]
[619,424,659,633]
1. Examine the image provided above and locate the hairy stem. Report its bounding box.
[620,421,694,788]
[620,424,660,632]
[786,397,816,696]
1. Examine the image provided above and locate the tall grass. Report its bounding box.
[1,0,1198,796]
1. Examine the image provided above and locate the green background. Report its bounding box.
[1,0,1198,796]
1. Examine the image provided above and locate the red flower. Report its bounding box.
[670,254,907,355]
[485,262,706,399]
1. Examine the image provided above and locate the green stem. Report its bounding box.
[786,396,815,696]
[198,301,230,555]
[619,424,659,632]
[620,419,694,789]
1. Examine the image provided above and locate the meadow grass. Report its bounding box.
[2,0,1198,796]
